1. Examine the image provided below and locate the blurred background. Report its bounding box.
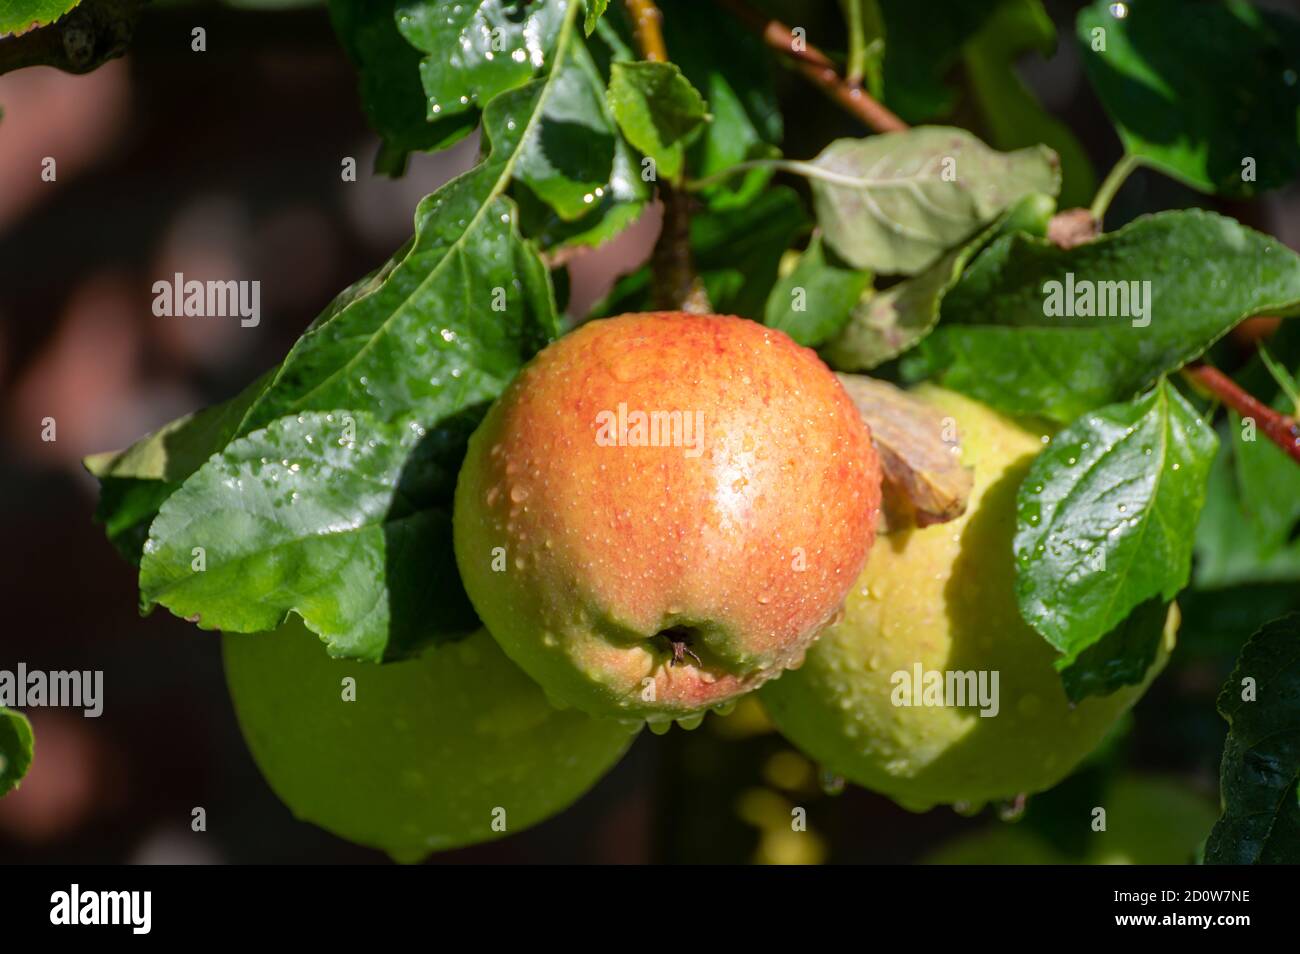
[1,0,1298,864]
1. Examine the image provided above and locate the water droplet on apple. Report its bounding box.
[819,770,846,796]
[996,794,1028,822]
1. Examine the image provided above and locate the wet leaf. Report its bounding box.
[1015,380,1216,664]
[1078,0,1300,197]
[809,126,1059,275]
[1206,614,1300,864]
[140,411,479,661]
[0,708,33,797]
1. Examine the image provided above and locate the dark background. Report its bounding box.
[1,0,1298,863]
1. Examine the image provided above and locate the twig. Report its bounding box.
[623,0,710,313]
[0,0,143,77]
[715,0,907,134]
[1183,362,1300,465]
[625,0,667,62]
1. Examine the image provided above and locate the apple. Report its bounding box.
[1085,774,1217,865]
[922,826,1068,865]
[223,619,637,862]
[453,311,882,723]
[923,774,1216,865]
[760,387,1175,811]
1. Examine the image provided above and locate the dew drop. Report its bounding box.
[819,770,846,796]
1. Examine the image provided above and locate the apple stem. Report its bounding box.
[660,627,703,667]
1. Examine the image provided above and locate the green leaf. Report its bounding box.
[240,78,563,435]
[0,707,33,797]
[820,204,1026,371]
[691,187,811,318]
[908,210,1300,421]
[807,126,1060,275]
[1056,598,1169,703]
[659,0,782,208]
[582,0,606,36]
[397,0,567,123]
[85,372,275,486]
[1015,380,1217,667]
[1206,614,1300,864]
[964,0,1096,208]
[512,30,622,221]
[763,233,871,348]
[515,175,646,251]
[328,0,478,175]
[1260,344,1300,413]
[1229,332,1300,556]
[877,0,1001,123]
[1195,332,1300,588]
[132,8,599,659]
[1234,412,1300,557]
[514,23,649,250]
[83,252,409,564]
[0,0,79,35]
[84,371,276,563]
[90,479,177,564]
[1077,0,1300,197]
[1196,426,1300,590]
[607,61,709,183]
[140,411,478,662]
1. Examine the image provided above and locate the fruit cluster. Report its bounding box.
[227,311,1168,860]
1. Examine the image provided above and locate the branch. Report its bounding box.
[715,0,907,134]
[1183,362,1300,465]
[0,0,144,77]
[625,0,667,63]
[623,0,711,313]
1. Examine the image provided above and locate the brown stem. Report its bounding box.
[0,0,144,77]
[623,0,710,313]
[625,0,668,63]
[1183,362,1300,465]
[650,180,710,313]
[715,0,907,134]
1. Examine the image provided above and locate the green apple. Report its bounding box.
[761,387,1175,811]
[923,826,1069,865]
[454,312,882,723]
[224,619,637,861]
[1086,775,1217,865]
[924,774,1216,865]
